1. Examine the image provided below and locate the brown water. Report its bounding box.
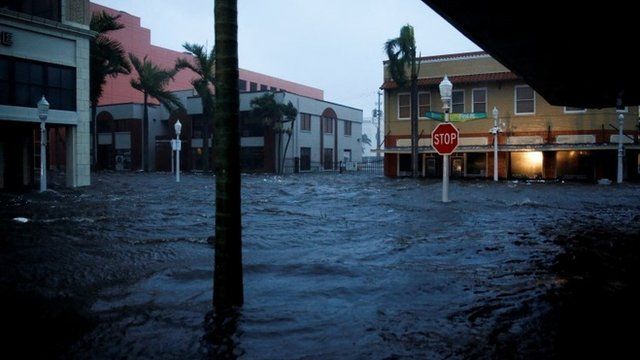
[1,172,638,358]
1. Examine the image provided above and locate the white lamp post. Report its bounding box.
[617,112,624,183]
[491,106,501,182]
[439,75,453,202]
[38,96,50,193]
[174,120,182,183]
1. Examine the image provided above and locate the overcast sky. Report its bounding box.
[92,0,480,149]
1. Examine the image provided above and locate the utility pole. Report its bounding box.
[376,90,382,158]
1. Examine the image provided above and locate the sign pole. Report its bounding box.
[442,110,450,203]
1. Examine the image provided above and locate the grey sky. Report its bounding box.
[93,0,480,150]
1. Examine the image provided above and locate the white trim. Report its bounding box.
[471,87,488,113]
[616,107,629,113]
[418,91,432,119]
[417,53,490,65]
[452,89,465,113]
[514,85,536,115]
[563,106,587,114]
[397,92,410,120]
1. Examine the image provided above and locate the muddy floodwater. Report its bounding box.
[1,172,639,359]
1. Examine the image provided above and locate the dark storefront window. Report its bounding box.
[300,147,311,171]
[249,82,257,91]
[240,111,264,137]
[0,56,75,111]
[260,84,268,91]
[1,0,61,21]
[323,148,333,170]
[466,153,486,176]
[241,146,264,171]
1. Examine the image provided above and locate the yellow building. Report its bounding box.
[381,51,639,181]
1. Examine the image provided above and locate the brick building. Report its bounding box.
[381,52,639,181]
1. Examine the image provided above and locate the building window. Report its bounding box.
[398,93,410,119]
[472,89,487,113]
[418,92,431,118]
[240,111,264,137]
[260,84,268,91]
[300,113,311,131]
[300,147,311,171]
[2,0,61,21]
[344,120,352,136]
[452,90,464,113]
[270,86,277,91]
[323,117,333,134]
[515,85,535,114]
[249,82,257,91]
[238,79,247,92]
[564,106,586,113]
[0,56,76,111]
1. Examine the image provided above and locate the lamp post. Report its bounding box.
[439,75,453,202]
[175,120,182,183]
[617,112,624,183]
[491,106,500,181]
[38,96,50,193]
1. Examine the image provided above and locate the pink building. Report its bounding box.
[90,3,324,105]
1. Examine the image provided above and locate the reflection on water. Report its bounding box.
[1,172,639,358]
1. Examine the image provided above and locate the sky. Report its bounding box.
[92,0,480,153]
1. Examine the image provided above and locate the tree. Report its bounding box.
[176,43,216,172]
[360,133,372,155]
[129,54,184,171]
[385,24,420,177]
[214,0,243,310]
[250,93,297,174]
[90,11,131,169]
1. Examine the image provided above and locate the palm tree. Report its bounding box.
[129,54,184,171]
[360,133,373,155]
[279,101,298,174]
[90,11,131,169]
[176,43,215,172]
[250,93,297,174]
[214,0,243,310]
[385,24,420,178]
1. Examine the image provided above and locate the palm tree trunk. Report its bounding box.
[278,131,283,174]
[214,0,243,310]
[282,130,293,174]
[143,92,148,171]
[410,73,418,178]
[203,110,210,172]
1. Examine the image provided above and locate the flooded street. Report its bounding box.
[1,172,639,358]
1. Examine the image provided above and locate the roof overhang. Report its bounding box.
[421,0,640,108]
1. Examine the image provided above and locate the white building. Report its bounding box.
[0,0,92,190]
[186,91,364,173]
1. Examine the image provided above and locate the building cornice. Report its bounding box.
[0,9,95,39]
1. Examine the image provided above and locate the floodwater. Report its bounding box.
[1,172,639,359]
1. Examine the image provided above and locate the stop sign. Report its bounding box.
[431,122,459,155]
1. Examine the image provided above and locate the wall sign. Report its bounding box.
[1,31,13,46]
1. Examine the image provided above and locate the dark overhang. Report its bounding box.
[421,1,640,108]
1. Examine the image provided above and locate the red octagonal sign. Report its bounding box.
[431,122,460,155]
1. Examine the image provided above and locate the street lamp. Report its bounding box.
[174,120,182,183]
[617,112,624,183]
[38,96,50,192]
[491,106,501,182]
[439,75,452,202]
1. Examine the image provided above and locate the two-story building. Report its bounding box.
[381,51,639,181]
[96,90,363,174]
[1,0,92,190]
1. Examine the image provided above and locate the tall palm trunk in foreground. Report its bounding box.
[214,0,243,310]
